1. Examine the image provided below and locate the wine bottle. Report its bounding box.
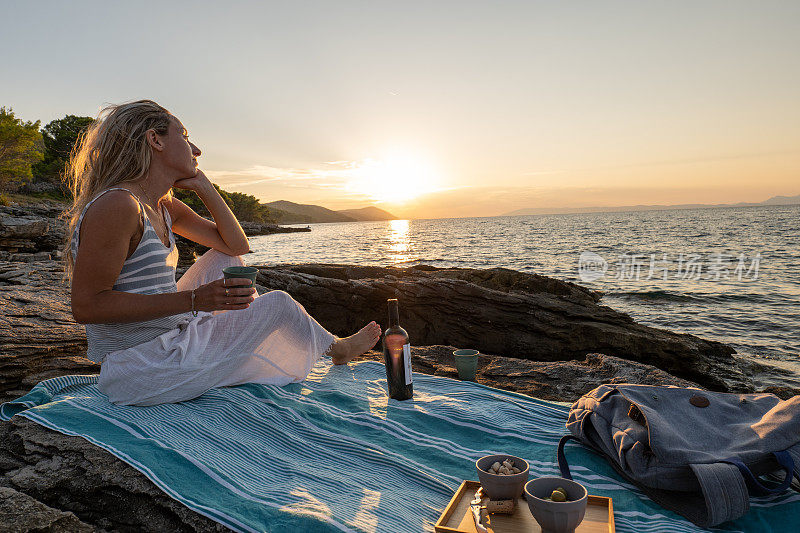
[382,298,413,400]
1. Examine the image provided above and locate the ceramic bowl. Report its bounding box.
[475,454,530,500]
[524,476,588,533]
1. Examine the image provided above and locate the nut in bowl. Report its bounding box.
[524,476,588,533]
[475,454,530,500]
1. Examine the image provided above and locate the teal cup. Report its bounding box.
[222,266,258,288]
[453,349,480,381]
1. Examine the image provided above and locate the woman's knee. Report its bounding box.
[199,248,246,267]
[262,290,305,310]
[266,289,293,302]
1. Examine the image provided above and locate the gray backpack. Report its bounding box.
[557,384,800,527]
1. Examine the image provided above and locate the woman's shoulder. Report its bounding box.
[79,189,143,236]
[84,189,141,217]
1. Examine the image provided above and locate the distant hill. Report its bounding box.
[266,201,354,223]
[761,194,800,206]
[265,200,398,224]
[337,206,398,221]
[502,194,800,216]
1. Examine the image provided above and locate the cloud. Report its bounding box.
[205,164,353,191]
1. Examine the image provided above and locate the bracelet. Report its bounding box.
[191,289,198,317]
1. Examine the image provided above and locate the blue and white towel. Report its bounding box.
[2,360,798,532]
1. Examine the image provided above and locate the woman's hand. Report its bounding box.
[173,169,213,193]
[192,277,256,312]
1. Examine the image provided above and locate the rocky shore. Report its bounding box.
[1,201,797,531]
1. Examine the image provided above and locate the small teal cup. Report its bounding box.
[453,349,480,381]
[222,266,258,288]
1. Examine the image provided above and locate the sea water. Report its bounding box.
[247,204,800,387]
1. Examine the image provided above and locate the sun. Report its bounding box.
[346,152,441,204]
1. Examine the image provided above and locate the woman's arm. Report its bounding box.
[71,191,254,324]
[167,170,250,256]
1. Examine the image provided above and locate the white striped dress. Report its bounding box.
[71,187,337,406]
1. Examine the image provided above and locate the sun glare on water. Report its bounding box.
[346,153,441,204]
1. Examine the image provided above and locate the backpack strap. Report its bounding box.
[557,435,582,480]
[722,452,795,495]
[689,462,750,527]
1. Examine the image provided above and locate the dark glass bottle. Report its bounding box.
[382,298,413,400]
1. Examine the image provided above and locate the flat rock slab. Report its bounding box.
[0,486,94,533]
[0,260,93,405]
[0,216,49,239]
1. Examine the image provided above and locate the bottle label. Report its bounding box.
[403,343,413,385]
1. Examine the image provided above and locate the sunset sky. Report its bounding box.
[4,1,799,219]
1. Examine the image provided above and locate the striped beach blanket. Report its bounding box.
[2,360,798,532]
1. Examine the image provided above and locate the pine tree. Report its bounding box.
[32,114,93,186]
[0,107,44,192]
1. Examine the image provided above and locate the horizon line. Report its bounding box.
[270,191,800,221]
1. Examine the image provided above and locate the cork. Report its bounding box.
[485,498,516,514]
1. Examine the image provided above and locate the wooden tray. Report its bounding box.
[435,480,614,533]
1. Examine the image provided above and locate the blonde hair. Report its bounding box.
[60,99,174,283]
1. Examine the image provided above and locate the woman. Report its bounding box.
[62,99,382,406]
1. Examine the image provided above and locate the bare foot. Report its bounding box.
[329,321,382,365]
